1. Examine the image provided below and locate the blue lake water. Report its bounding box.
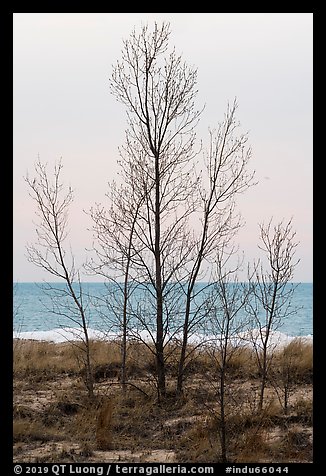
[13,282,313,339]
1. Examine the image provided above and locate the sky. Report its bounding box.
[13,13,313,282]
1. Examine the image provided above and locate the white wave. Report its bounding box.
[242,328,313,348]
[13,327,117,344]
[13,326,313,348]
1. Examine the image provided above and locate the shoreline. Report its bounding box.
[13,326,313,348]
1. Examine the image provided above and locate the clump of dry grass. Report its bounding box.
[176,420,219,463]
[111,391,161,446]
[225,346,258,379]
[234,427,271,463]
[294,397,313,425]
[13,340,80,378]
[96,398,114,450]
[14,339,124,381]
[268,427,313,462]
[13,419,62,443]
[276,339,313,384]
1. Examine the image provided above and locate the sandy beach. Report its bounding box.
[13,337,312,463]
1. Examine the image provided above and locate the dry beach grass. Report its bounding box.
[13,338,313,463]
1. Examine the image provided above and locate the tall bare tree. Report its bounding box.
[247,218,299,411]
[25,159,95,400]
[109,22,202,399]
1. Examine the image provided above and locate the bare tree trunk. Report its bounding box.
[62,275,94,399]
[84,328,94,400]
[176,295,191,396]
[284,387,289,415]
[219,367,227,463]
[121,279,128,389]
[258,345,268,412]
[155,274,166,400]
[155,153,166,400]
[121,216,137,390]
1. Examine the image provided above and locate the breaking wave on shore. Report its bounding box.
[13,326,313,348]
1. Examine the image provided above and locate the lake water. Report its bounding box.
[13,282,313,344]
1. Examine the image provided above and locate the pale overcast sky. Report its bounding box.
[13,13,313,282]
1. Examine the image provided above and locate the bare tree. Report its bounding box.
[247,218,300,411]
[176,100,255,396]
[109,22,202,399]
[25,159,95,400]
[88,173,145,390]
[205,251,251,462]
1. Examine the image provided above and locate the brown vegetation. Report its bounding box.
[13,338,312,463]
[96,398,114,450]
